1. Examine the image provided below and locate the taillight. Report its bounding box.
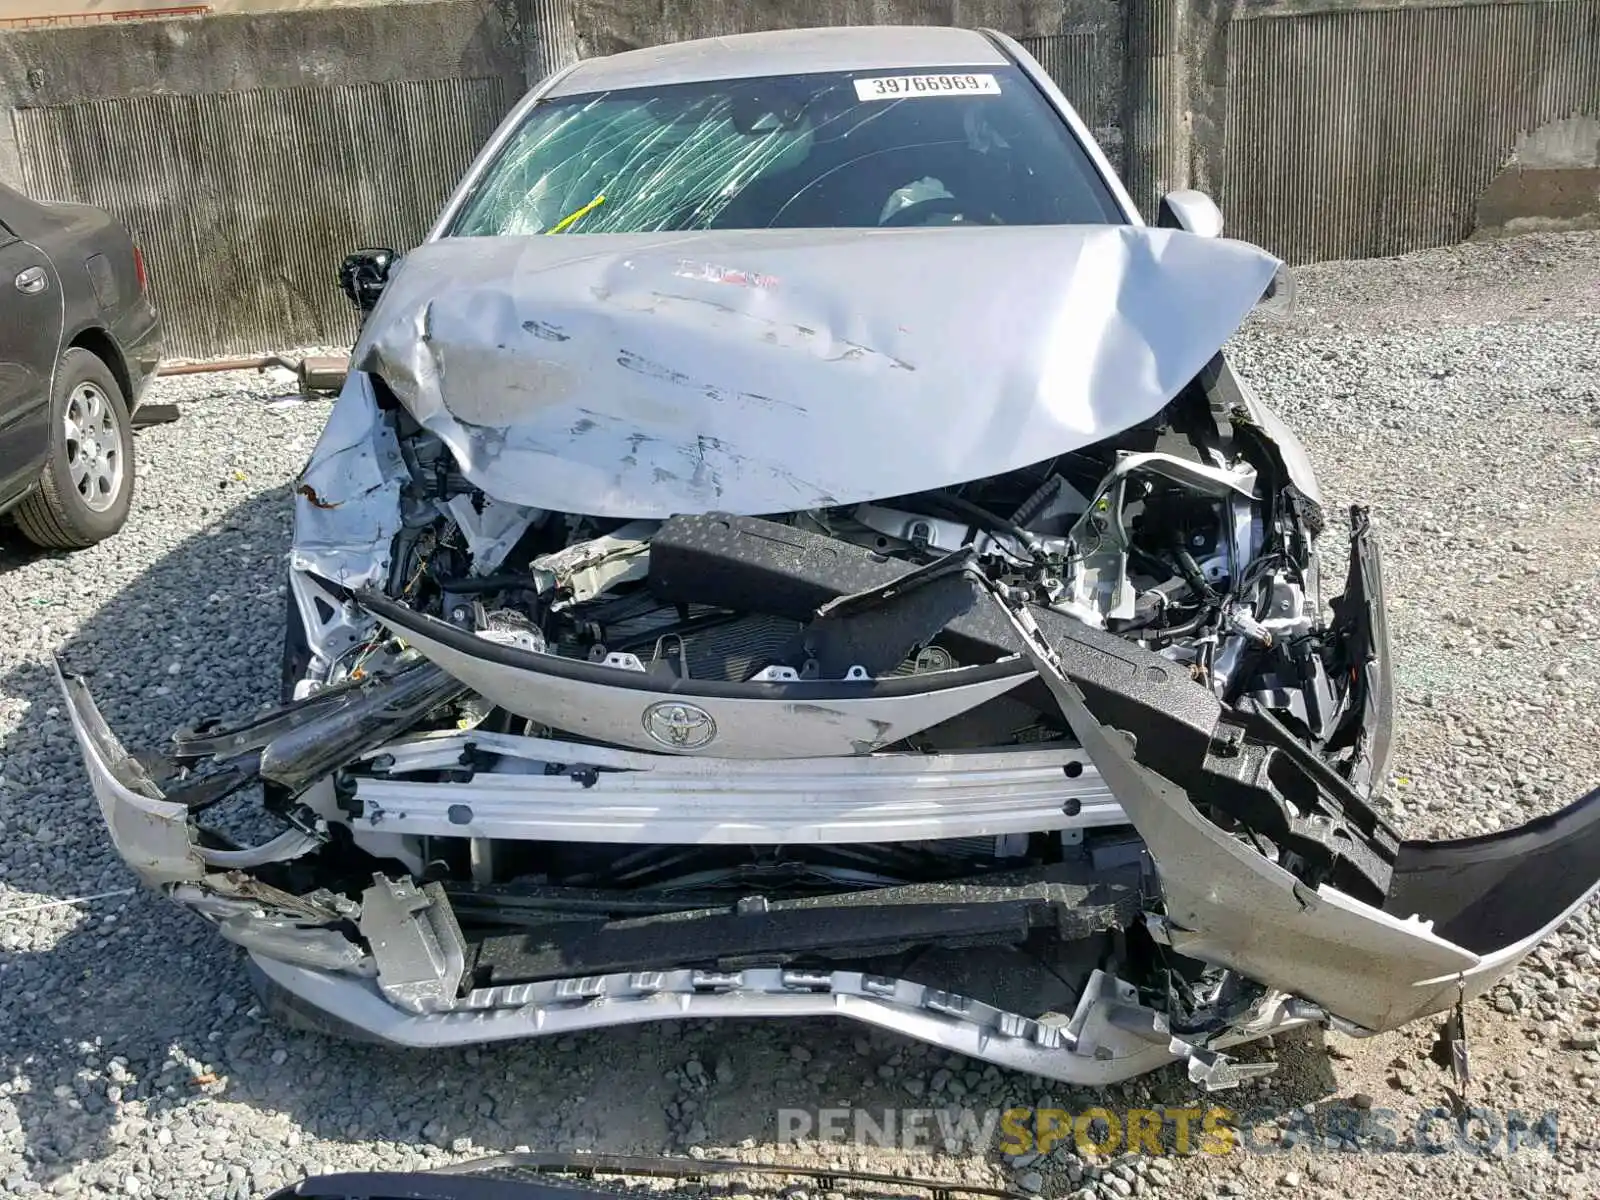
[132,246,147,294]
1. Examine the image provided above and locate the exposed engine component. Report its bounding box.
[365,383,1337,756]
[531,521,656,609]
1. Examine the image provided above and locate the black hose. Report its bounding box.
[924,490,1039,551]
[1151,609,1210,641]
[1170,539,1220,602]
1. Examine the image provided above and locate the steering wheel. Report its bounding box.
[879,195,988,227]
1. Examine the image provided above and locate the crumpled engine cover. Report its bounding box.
[353,224,1280,517]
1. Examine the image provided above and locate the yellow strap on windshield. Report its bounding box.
[546,193,606,234]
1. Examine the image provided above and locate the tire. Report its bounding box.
[244,958,390,1045]
[280,592,313,704]
[262,600,313,813]
[14,347,135,549]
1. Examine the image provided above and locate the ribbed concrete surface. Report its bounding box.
[1122,0,1188,222]
[15,76,514,357]
[1018,31,1100,125]
[530,0,581,80]
[1225,0,1600,263]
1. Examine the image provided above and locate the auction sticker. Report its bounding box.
[853,73,1001,101]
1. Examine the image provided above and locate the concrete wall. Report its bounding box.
[0,1,523,355]
[1216,0,1600,260]
[5,1,416,19]
[2,0,1595,355]
[556,0,1125,139]
[563,0,1123,132]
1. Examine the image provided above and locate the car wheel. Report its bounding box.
[280,595,312,704]
[13,347,135,549]
[244,959,387,1045]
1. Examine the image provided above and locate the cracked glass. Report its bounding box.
[448,66,1122,236]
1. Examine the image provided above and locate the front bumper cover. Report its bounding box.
[56,605,1600,1084]
[52,658,1288,1087]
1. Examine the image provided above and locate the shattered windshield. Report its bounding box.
[448,67,1122,235]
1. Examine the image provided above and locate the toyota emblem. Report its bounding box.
[642,700,718,751]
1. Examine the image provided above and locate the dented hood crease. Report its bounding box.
[354,225,1281,517]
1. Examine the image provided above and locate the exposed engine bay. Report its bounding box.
[269,364,1394,910]
[357,372,1362,776]
[381,381,1338,727]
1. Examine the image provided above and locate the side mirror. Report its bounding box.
[1156,190,1224,238]
[339,247,397,314]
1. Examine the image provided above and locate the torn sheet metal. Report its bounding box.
[290,373,406,589]
[531,520,657,606]
[354,225,1281,518]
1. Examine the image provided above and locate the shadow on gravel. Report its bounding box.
[0,492,1347,1193]
[0,537,74,585]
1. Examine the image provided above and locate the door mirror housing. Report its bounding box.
[339,247,397,314]
[1156,190,1224,238]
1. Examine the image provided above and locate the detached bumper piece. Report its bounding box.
[53,658,324,887]
[988,580,1600,1034]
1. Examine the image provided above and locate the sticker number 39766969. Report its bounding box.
[852,73,1002,101]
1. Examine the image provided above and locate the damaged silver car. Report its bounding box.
[59,26,1600,1088]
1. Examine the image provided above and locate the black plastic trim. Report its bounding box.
[270,1153,1024,1200]
[357,587,1032,701]
[458,862,1139,983]
[1386,785,1600,955]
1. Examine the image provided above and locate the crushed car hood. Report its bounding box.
[355,225,1281,517]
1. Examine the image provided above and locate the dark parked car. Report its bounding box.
[0,183,161,547]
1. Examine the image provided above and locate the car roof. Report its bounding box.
[544,26,1010,96]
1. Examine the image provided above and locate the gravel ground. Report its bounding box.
[2,231,1599,1200]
